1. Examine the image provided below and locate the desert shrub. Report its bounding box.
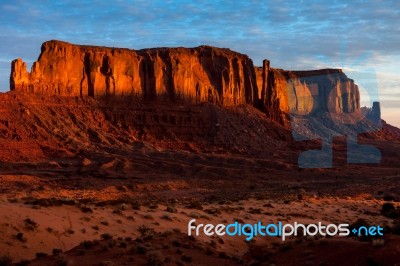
[143,214,154,220]
[381,203,399,218]
[172,239,181,247]
[149,204,158,210]
[383,194,398,201]
[101,233,113,240]
[24,218,38,230]
[35,252,47,258]
[136,244,148,254]
[166,205,177,213]
[52,249,62,256]
[188,212,200,218]
[233,218,244,223]
[15,232,27,242]
[118,241,127,248]
[249,208,262,214]
[131,201,141,210]
[82,240,94,249]
[112,209,122,215]
[146,251,164,266]
[80,206,93,213]
[55,255,69,266]
[219,252,229,258]
[186,201,203,210]
[208,240,217,248]
[392,219,400,235]
[160,213,172,221]
[204,208,221,215]
[138,225,156,238]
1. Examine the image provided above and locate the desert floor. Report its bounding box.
[0,140,399,265]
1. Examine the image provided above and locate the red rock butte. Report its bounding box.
[10,40,360,123]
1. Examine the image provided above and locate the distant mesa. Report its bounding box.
[10,40,361,123]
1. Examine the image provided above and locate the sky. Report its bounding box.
[0,0,399,126]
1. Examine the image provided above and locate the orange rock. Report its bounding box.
[10,40,258,107]
[10,40,360,126]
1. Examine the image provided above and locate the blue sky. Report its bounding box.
[0,0,399,126]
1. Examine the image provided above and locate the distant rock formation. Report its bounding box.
[361,102,381,124]
[10,40,361,125]
[255,61,360,124]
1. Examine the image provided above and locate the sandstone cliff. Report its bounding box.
[10,40,360,125]
[256,61,360,123]
[10,40,258,107]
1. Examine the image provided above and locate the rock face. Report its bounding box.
[256,61,360,123]
[10,40,360,125]
[10,40,258,107]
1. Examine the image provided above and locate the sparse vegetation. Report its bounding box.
[135,244,148,254]
[35,252,47,258]
[15,232,27,242]
[172,239,181,247]
[112,209,122,215]
[101,233,113,240]
[80,206,93,213]
[52,248,62,256]
[392,219,400,235]
[160,213,172,221]
[146,251,164,266]
[188,212,200,219]
[149,204,158,210]
[138,225,156,238]
[186,201,203,210]
[131,201,141,210]
[100,220,109,226]
[24,218,38,231]
[143,214,154,220]
[55,255,69,266]
[381,202,399,218]
[166,205,177,213]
